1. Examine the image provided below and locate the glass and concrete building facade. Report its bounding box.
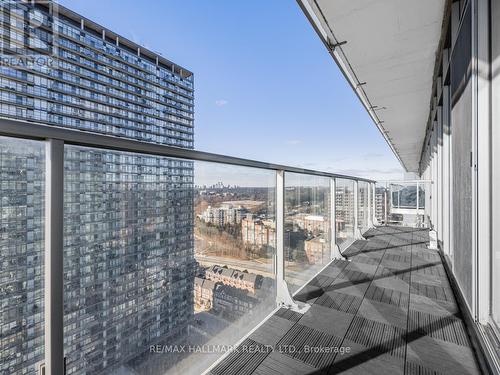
[0,1,194,374]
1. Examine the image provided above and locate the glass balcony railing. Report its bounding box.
[284,172,331,294]
[0,122,387,375]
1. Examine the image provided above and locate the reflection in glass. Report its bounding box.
[0,136,45,374]
[284,173,331,294]
[63,146,194,375]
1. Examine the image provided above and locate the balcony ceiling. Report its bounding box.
[298,0,446,172]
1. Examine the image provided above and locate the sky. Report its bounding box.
[58,0,404,184]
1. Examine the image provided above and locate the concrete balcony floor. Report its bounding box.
[209,226,482,375]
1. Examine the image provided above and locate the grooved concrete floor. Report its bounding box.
[209,226,482,375]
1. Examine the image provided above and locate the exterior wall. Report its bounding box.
[491,0,500,334]
[450,0,473,307]
[0,2,194,374]
[421,0,474,308]
[420,0,500,368]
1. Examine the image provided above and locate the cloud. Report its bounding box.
[285,139,302,145]
[335,167,404,181]
[215,99,228,107]
[337,167,402,175]
[362,152,384,160]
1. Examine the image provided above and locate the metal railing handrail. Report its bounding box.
[0,117,375,183]
[377,179,432,184]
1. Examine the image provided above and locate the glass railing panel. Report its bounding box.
[62,147,276,375]
[335,178,355,249]
[284,172,331,294]
[0,136,45,374]
[390,183,418,209]
[63,145,194,375]
[181,161,277,374]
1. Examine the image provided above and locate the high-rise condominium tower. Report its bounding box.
[0,1,194,374]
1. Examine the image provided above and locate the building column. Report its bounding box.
[442,46,451,257]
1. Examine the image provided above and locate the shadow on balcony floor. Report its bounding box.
[209,226,482,375]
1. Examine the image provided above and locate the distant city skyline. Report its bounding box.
[58,0,404,181]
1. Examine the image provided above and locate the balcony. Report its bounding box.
[0,120,489,375]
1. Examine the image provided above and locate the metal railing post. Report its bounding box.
[354,180,359,230]
[275,170,308,312]
[354,180,364,239]
[371,182,378,226]
[416,181,420,226]
[367,183,372,228]
[330,178,343,259]
[384,183,388,225]
[45,139,65,375]
[276,170,285,287]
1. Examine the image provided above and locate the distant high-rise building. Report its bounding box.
[0,1,194,374]
[375,187,388,223]
[335,186,354,223]
[200,204,247,227]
